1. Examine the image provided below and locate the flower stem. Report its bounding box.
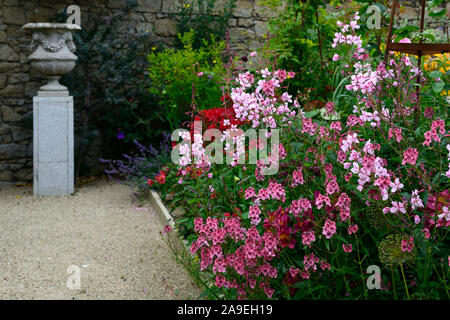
[391,268,397,300]
[399,263,411,300]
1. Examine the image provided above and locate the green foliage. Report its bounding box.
[171,0,236,49]
[261,0,338,104]
[147,30,227,131]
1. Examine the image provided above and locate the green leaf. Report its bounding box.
[432,81,444,93]
[429,71,443,79]
[305,109,320,118]
[428,8,446,17]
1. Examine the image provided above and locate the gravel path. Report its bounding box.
[0,180,201,299]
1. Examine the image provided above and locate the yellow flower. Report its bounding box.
[152,46,156,51]
[187,3,190,8]
[16,195,21,199]
[423,53,450,73]
[213,59,217,64]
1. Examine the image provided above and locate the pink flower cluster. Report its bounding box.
[402,147,418,166]
[401,236,414,253]
[322,219,337,239]
[191,216,279,299]
[231,68,297,129]
[423,119,446,146]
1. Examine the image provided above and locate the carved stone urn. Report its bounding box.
[23,23,81,91]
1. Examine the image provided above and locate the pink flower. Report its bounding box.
[401,237,414,253]
[197,72,204,76]
[390,178,404,193]
[343,244,353,253]
[339,208,351,222]
[292,168,304,186]
[162,225,172,234]
[249,205,261,225]
[245,187,256,200]
[302,231,316,247]
[320,260,331,271]
[402,148,418,166]
[348,224,358,235]
[289,267,299,278]
[250,51,257,57]
[215,275,226,288]
[322,219,337,239]
[332,54,340,61]
[316,193,331,209]
[399,38,412,43]
[390,201,406,214]
[414,215,421,224]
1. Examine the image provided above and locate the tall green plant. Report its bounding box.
[171,0,236,49]
[147,31,227,131]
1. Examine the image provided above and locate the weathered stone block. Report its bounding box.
[0,84,23,98]
[0,31,6,43]
[0,133,12,144]
[0,74,7,89]
[13,168,32,181]
[33,7,59,22]
[254,20,268,38]
[8,73,30,84]
[2,7,26,25]
[0,45,19,61]
[0,124,9,134]
[214,0,233,14]
[4,0,19,5]
[106,0,125,9]
[229,27,255,40]
[0,143,29,160]
[237,18,253,27]
[155,18,177,36]
[233,0,253,18]
[161,0,178,14]
[129,13,145,22]
[137,0,161,13]
[25,82,41,97]
[144,13,157,22]
[1,105,23,122]
[255,2,280,18]
[136,23,153,34]
[0,62,20,72]
[11,126,32,142]
[0,170,13,181]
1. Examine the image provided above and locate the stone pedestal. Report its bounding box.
[33,91,74,196]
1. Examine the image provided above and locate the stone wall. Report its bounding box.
[0,0,278,184]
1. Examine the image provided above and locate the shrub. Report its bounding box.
[147,30,228,132]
